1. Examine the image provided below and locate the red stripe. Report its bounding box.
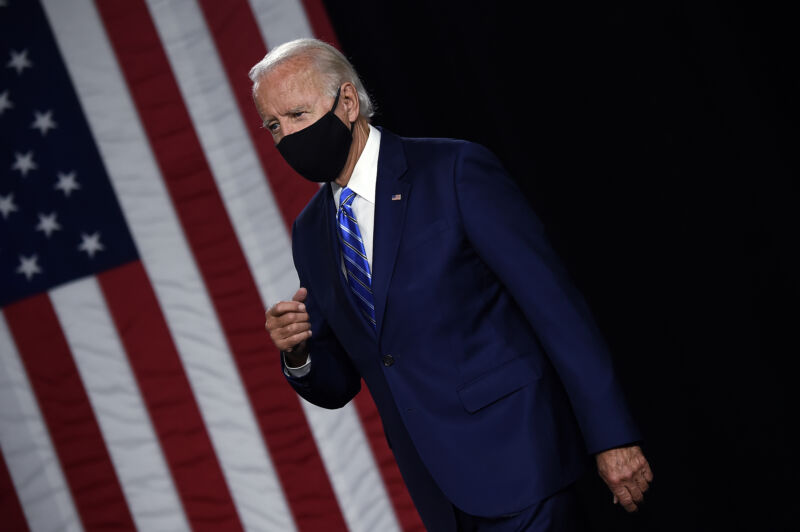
[0,446,29,532]
[196,0,319,229]
[92,2,348,530]
[98,262,243,531]
[194,1,425,528]
[354,390,426,532]
[3,296,135,531]
[299,0,341,48]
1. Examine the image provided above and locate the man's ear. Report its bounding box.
[341,82,360,122]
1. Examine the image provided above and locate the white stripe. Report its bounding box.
[0,313,83,532]
[145,1,400,531]
[41,1,292,531]
[50,279,190,532]
[344,253,372,280]
[339,221,364,244]
[145,0,296,311]
[247,0,314,50]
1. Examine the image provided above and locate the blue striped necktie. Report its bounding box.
[337,187,376,329]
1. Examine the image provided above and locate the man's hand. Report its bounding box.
[265,287,312,366]
[596,444,653,512]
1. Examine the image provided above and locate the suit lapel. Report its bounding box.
[372,129,409,338]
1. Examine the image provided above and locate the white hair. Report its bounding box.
[249,38,375,119]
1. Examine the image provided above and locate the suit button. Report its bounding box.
[382,354,395,367]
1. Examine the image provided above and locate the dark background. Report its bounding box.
[322,1,797,530]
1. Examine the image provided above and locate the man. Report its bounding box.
[252,38,652,531]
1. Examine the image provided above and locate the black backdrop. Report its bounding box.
[321,1,797,531]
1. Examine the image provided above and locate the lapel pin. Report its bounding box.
[391,194,402,201]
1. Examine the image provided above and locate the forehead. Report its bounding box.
[256,58,324,115]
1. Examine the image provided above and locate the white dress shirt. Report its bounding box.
[285,125,381,377]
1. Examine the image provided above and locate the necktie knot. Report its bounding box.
[340,186,357,209]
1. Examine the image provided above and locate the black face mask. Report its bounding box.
[276,87,353,183]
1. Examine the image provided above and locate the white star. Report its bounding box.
[7,49,32,75]
[78,232,104,258]
[11,151,37,176]
[0,90,12,115]
[0,193,18,219]
[36,212,61,237]
[54,171,80,197]
[31,110,57,136]
[16,255,42,281]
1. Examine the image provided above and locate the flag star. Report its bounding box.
[0,90,12,115]
[0,193,18,219]
[55,171,80,196]
[7,49,32,75]
[12,150,37,176]
[36,212,61,237]
[16,255,42,281]
[31,110,57,136]
[78,232,104,258]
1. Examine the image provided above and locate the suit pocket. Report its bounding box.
[400,218,449,252]
[457,356,542,414]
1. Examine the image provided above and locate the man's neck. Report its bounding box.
[334,117,370,188]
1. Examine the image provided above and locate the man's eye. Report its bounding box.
[267,122,279,132]
[292,111,305,119]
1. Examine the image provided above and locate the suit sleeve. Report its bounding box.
[453,142,641,453]
[284,221,362,409]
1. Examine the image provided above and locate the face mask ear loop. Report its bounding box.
[330,86,342,112]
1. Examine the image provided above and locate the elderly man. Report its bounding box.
[253,38,652,531]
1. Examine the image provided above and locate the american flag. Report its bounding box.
[0,1,423,530]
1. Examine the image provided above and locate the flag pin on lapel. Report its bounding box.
[391,194,402,201]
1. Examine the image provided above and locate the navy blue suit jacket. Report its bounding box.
[287,128,640,521]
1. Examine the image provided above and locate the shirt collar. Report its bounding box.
[332,124,380,205]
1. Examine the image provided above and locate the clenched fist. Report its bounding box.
[265,287,312,366]
[596,444,653,512]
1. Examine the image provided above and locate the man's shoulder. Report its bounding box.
[382,128,495,166]
[388,129,471,154]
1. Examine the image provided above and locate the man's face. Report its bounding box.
[253,58,339,144]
